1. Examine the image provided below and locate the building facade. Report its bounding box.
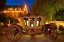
[3,4,28,18]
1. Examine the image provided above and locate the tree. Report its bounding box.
[0,13,19,28]
[30,0,64,21]
[0,13,8,34]
[55,9,64,21]
[8,16,19,23]
[0,13,8,24]
[0,13,19,34]
[0,0,6,12]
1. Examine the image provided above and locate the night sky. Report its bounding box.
[6,0,35,10]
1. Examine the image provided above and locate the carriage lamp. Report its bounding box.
[31,24,34,27]
[48,29,50,31]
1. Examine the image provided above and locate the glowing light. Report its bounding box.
[8,8,13,10]
[27,21,29,26]
[15,9,17,10]
[24,20,27,26]
[24,4,28,14]
[37,21,39,26]
[46,22,49,24]
[8,20,11,26]
[20,9,21,10]
[23,8,25,11]
[3,10,23,12]
[3,4,28,16]
[48,29,50,31]
[1,22,4,25]
[18,19,21,21]
[31,24,34,27]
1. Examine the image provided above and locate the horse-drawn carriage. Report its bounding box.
[3,14,57,41]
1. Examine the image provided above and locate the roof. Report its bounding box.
[22,13,44,17]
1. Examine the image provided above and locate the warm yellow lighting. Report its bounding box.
[37,21,39,26]
[8,20,11,26]
[24,20,26,26]
[31,24,34,27]
[1,22,4,25]
[48,29,50,31]
[3,11,23,13]
[18,19,21,21]
[45,22,49,24]
[0,12,3,13]
[15,9,17,10]
[8,8,13,10]
[20,9,21,10]
[27,21,29,26]
[23,8,25,11]
[3,4,28,16]
[24,4,28,14]
[25,22,26,26]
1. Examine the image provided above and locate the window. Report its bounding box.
[37,20,39,26]
[30,17,35,27]
[23,17,28,26]
[37,17,42,26]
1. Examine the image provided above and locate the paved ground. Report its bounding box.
[0,34,64,42]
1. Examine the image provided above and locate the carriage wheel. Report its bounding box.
[49,32,57,40]
[6,26,22,41]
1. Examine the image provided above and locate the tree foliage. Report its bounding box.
[0,0,6,12]
[0,13,19,28]
[0,13,8,23]
[30,0,64,21]
[8,16,19,23]
[55,9,64,21]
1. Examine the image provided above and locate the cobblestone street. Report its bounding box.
[0,34,64,42]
